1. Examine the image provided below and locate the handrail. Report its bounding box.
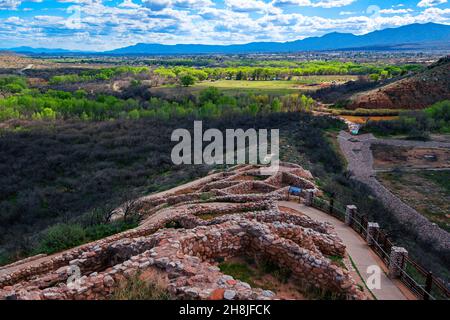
[309,194,448,300]
[349,213,438,300]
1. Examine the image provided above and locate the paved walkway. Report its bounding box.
[278,201,408,300]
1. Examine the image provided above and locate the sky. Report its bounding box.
[0,0,449,51]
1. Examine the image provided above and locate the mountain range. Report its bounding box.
[4,23,450,55]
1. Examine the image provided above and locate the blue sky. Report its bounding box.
[0,0,449,50]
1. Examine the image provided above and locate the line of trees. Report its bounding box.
[43,62,423,88]
[154,62,422,83]
[48,66,150,85]
[0,87,316,121]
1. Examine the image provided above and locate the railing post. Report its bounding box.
[366,222,380,246]
[424,272,433,300]
[388,246,408,279]
[345,205,357,226]
[329,197,334,215]
[304,189,314,207]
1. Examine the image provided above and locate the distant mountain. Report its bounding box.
[4,46,83,54]
[107,23,450,55]
[348,56,450,110]
[4,23,450,55]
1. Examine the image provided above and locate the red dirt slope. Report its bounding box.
[348,56,450,110]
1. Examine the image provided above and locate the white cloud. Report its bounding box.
[225,0,270,13]
[417,0,447,8]
[273,0,357,8]
[380,8,414,14]
[118,0,140,9]
[0,0,21,10]
[0,0,42,10]
[141,0,212,11]
[339,11,356,15]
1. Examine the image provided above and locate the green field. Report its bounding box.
[194,80,301,95]
[197,80,297,88]
[154,75,357,96]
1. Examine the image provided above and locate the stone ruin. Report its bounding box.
[0,162,366,300]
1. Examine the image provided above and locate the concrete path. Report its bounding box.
[278,201,408,300]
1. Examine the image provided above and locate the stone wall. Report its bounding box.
[1,213,363,300]
[0,163,366,301]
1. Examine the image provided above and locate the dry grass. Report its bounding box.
[111,270,173,300]
[372,145,450,170]
[378,171,450,231]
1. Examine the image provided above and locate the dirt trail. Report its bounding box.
[18,64,33,75]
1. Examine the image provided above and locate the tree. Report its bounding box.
[74,89,87,99]
[128,109,140,120]
[179,73,196,87]
[369,74,380,82]
[42,108,57,120]
[380,70,389,80]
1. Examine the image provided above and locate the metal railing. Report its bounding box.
[308,194,449,300]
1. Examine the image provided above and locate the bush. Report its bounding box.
[85,219,138,240]
[0,252,11,266]
[199,87,222,104]
[36,224,87,254]
[35,217,139,255]
[0,76,27,93]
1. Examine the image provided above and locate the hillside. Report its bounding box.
[347,56,450,110]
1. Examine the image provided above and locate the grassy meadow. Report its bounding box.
[152,75,357,97]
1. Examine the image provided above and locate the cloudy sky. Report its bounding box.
[0,0,449,51]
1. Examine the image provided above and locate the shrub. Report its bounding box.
[219,262,256,286]
[199,87,222,104]
[35,218,139,255]
[84,219,138,240]
[0,76,27,93]
[36,223,87,254]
